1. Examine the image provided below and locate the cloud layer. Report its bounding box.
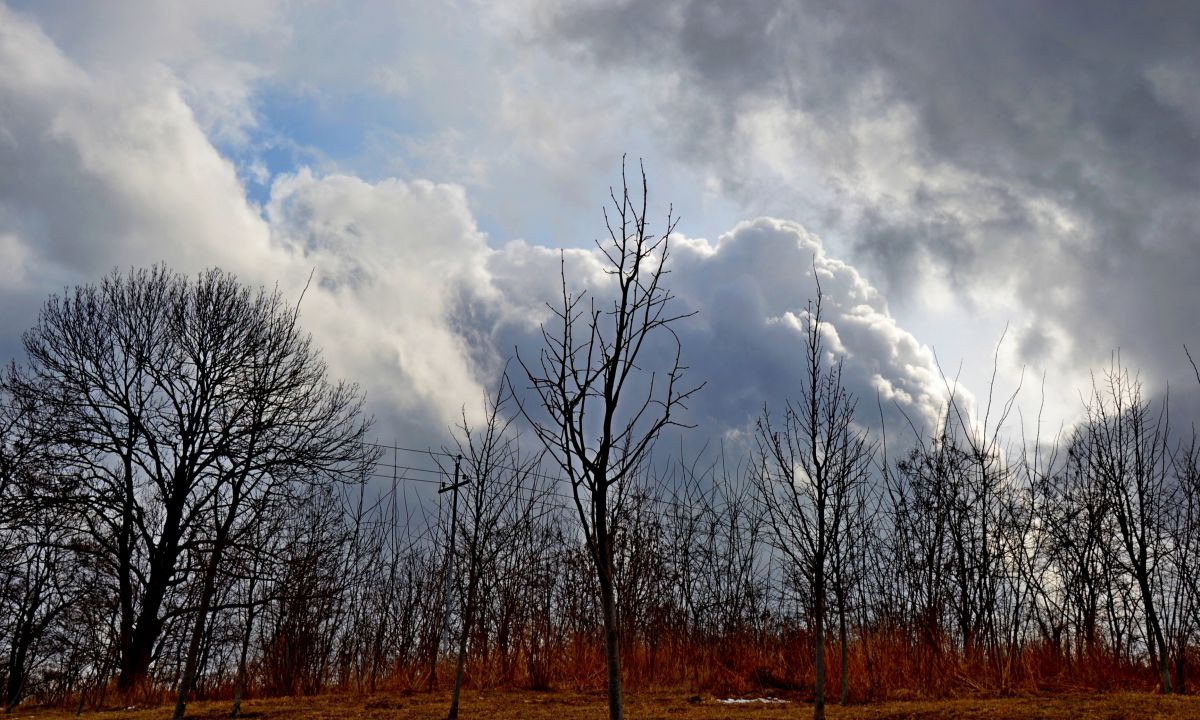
[490,217,953,446]
[9,1,1196,452]
[0,3,959,455]
[534,0,1200,397]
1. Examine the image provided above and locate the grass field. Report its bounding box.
[12,690,1200,720]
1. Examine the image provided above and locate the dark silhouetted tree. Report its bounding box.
[517,160,702,720]
[753,279,874,720]
[3,266,375,711]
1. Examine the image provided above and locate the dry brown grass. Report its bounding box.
[11,690,1200,720]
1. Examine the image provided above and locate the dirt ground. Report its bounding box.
[12,689,1200,720]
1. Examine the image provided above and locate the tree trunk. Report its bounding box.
[599,572,624,720]
[1175,649,1186,696]
[593,493,623,720]
[118,498,186,694]
[838,591,849,706]
[173,547,224,720]
[231,603,256,719]
[813,565,826,720]
[4,637,28,712]
[1136,573,1172,693]
[448,566,480,720]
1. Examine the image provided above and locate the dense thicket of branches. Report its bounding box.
[753,278,874,719]
[3,352,1200,713]
[2,262,1199,713]
[0,267,376,715]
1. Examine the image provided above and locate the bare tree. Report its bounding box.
[753,279,874,720]
[829,474,873,705]
[167,272,376,720]
[444,383,545,720]
[516,159,702,720]
[1040,428,1113,662]
[4,266,375,707]
[935,340,1025,678]
[1164,346,1200,693]
[663,449,767,687]
[1084,359,1174,692]
[0,389,95,712]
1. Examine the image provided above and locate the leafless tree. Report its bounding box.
[0,387,94,712]
[1164,346,1200,692]
[1084,359,1174,692]
[166,272,376,720]
[3,266,375,711]
[443,383,545,720]
[663,449,767,686]
[1039,428,1114,662]
[516,159,702,720]
[753,279,874,720]
[935,341,1024,677]
[1164,434,1198,694]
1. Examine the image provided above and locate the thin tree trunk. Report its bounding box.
[593,490,624,720]
[600,572,624,720]
[814,565,826,720]
[173,548,224,720]
[1175,650,1186,696]
[448,567,479,720]
[231,602,257,719]
[838,592,849,706]
[1137,573,1172,693]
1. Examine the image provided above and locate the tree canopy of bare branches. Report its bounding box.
[1,266,376,715]
[516,159,703,720]
[753,279,875,720]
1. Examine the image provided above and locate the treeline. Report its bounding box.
[2,267,1200,715]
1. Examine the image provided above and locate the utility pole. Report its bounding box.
[428,455,466,693]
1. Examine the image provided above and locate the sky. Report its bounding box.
[2,0,1198,460]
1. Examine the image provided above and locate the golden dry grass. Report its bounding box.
[11,689,1200,720]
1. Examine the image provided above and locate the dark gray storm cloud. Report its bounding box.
[536,1,1200,388]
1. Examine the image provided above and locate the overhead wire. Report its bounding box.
[360,441,770,535]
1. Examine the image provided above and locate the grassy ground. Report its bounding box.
[11,689,1200,720]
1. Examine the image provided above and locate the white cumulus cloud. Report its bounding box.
[0,2,957,457]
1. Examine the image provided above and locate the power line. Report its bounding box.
[359,462,767,535]
[365,441,774,521]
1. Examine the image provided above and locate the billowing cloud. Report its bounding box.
[488,217,954,448]
[0,5,496,447]
[532,0,1200,406]
[668,218,951,438]
[0,3,278,327]
[0,2,956,457]
[263,170,504,437]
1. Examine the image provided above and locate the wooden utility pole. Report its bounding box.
[427,456,466,692]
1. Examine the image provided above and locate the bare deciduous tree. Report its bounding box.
[444,383,545,720]
[1084,360,1174,692]
[753,279,874,720]
[3,266,375,711]
[516,160,702,720]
